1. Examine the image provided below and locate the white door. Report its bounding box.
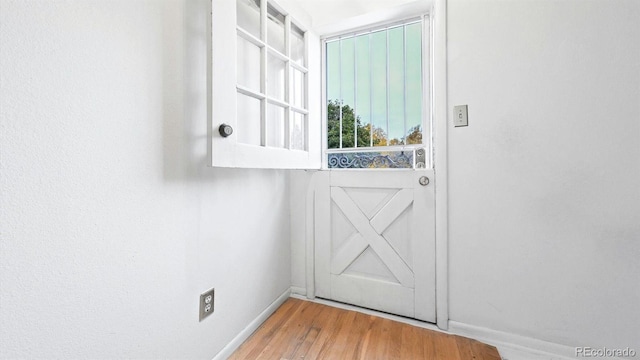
[314,169,436,322]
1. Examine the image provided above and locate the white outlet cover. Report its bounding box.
[199,288,215,321]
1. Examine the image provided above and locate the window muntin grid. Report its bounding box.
[236,0,308,151]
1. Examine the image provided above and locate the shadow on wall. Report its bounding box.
[157,0,290,310]
[161,0,281,184]
[161,0,206,182]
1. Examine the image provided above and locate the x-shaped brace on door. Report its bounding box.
[330,187,415,288]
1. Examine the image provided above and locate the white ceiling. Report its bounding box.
[291,0,421,30]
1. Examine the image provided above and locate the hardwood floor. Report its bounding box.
[229,298,501,360]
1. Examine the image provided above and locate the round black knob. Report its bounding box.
[218,124,233,137]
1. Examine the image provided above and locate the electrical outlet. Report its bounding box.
[199,288,215,321]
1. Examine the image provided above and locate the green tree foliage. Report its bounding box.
[327,100,422,148]
[327,100,389,148]
[327,100,365,148]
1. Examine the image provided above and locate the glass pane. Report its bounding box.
[405,23,423,144]
[237,35,261,91]
[291,23,305,66]
[237,93,262,146]
[388,26,404,146]
[326,41,340,149]
[236,0,260,39]
[326,41,340,104]
[328,150,413,169]
[341,38,355,148]
[291,69,305,109]
[355,34,371,147]
[267,4,285,54]
[370,30,387,146]
[267,103,286,148]
[291,111,305,150]
[267,53,285,100]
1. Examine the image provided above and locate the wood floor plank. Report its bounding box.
[297,302,342,359]
[277,300,327,359]
[456,336,477,359]
[315,307,358,358]
[434,333,462,359]
[229,298,501,360]
[336,311,372,359]
[383,317,403,359]
[399,324,424,359]
[470,338,503,360]
[421,327,438,359]
[228,298,304,360]
[356,316,372,360]
[288,325,320,359]
[288,303,335,359]
[363,317,403,360]
[362,316,387,360]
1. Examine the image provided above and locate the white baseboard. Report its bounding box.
[449,321,578,360]
[290,286,306,296]
[212,289,291,360]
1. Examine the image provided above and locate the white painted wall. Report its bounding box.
[0,1,291,358]
[448,0,640,350]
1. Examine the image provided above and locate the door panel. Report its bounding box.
[314,170,436,322]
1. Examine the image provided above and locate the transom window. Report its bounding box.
[323,18,429,169]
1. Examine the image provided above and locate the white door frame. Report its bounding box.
[432,0,449,331]
[304,0,449,331]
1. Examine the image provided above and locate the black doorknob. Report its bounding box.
[219,124,233,138]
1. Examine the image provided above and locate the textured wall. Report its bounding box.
[0,1,291,358]
[447,0,640,349]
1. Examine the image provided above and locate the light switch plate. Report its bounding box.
[454,105,468,127]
